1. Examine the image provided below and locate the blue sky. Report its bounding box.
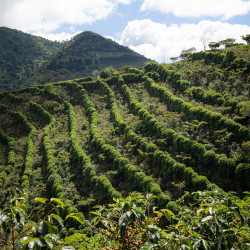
[1,0,250,62]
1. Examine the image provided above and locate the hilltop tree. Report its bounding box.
[220,38,236,47]
[208,41,221,51]
[241,34,250,44]
[170,57,179,63]
[179,47,196,59]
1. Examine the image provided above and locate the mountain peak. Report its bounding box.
[0,28,149,91]
[29,30,148,86]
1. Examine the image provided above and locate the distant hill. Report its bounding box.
[28,31,148,86]
[0,27,62,92]
[0,28,149,91]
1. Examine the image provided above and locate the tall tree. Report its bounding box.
[241,34,250,44]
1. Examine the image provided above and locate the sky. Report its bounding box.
[1,0,250,62]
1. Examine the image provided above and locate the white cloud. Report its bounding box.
[114,0,133,4]
[119,19,250,62]
[0,0,132,33]
[141,0,250,20]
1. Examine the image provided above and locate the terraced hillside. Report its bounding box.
[0,59,249,212]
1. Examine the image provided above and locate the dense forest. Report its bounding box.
[0,27,148,92]
[0,27,62,92]
[0,42,249,249]
[30,31,148,86]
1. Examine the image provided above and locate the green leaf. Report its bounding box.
[209,207,214,215]
[35,197,48,204]
[133,207,145,217]
[50,213,64,227]
[22,237,39,247]
[243,191,250,195]
[90,211,100,216]
[202,239,208,250]
[153,211,162,216]
[91,216,100,226]
[197,208,204,216]
[37,221,54,235]
[161,209,174,219]
[45,233,61,242]
[15,220,24,233]
[50,198,65,207]
[43,238,53,249]
[175,222,186,228]
[65,213,83,224]
[118,213,128,227]
[22,237,38,244]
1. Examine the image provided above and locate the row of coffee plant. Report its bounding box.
[120,83,244,186]
[36,91,86,227]
[30,100,54,122]
[144,61,240,110]
[2,92,24,105]
[1,107,37,191]
[143,75,249,142]
[64,100,121,202]
[90,79,215,193]
[78,83,170,207]
[0,128,15,188]
[30,100,65,199]
[190,51,250,73]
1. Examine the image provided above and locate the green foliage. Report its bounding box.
[89,190,250,249]
[242,34,250,44]
[180,47,196,59]
[121,81,241,188]
[0,28,148,92]
[0,128,16,188]
[0,192,83,249]
[1,107,37,192]
[0,47,249,249]
[0,27,61,92]
[236,163,250,190]
[238,101,250,117]
[31,31,148,86]
[65,97,121,202]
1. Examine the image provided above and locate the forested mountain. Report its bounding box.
[0,28,148,91]
[29,31,148,86]
[0,27,62,92]
[0,44,249,248]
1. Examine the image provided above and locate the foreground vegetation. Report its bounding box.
[0,43,249,248]
[0,190,249,249]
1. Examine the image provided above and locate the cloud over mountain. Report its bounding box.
[120,19,250,61]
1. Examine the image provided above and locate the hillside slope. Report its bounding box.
[166,44,250,102]
[0,49,249,247]
[27,31,148,86]
[0,27,62,91]
[0,56,249,207]
[0,27,149,91]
